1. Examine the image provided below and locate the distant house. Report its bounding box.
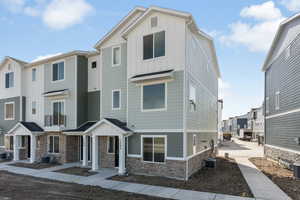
[262,14,300,165]
[247,106,264,140]
[218,99,223,142]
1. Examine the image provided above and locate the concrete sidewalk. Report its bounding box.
[0,161,255,200]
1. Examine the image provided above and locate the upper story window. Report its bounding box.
[275,91,280,110]
[32,68,37,81]
[52,61,64,82]
[52,101,65,126]
[112,46,121,66]
[5,72,14,88]
[112,89,121,110]
[142,83,166,111]
[142,136,165,163]
[4,102,14,120]
[32,101,37,115]
[189,83,196,112]
[91,61,97,69]
[151,16,158,28]
[143,31,165,60]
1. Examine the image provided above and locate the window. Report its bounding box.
[52,101,65,126]
[143,31,165,60]
[91,61,97,69]
[112,90,121,110]
[48,136,59,153]
[112,47,121,66]
[266,97,270,114]
[142,136,165,163]
[151,16,158,28]
[275,91,280,110]
[52,61,64,81]
[32,68,37,81]
[189,83,196,112]
[4,102,14,120]
[107,136,115,153]
[32,101,37,115]
[142,83,166,111]
[5,72,14,88]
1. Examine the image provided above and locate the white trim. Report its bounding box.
[75,56,78,128]
[187,130,217,133]
[134,129,183,133]
[84,118,131,134]
[266,107,300,119]
[166,157,185,161]
[51,60,65,83]
[275,91,280,110]
[32,67,37,82]
[47,135,60,154]
[127,154,142,158]
[130,71,174,83]
[4,71,14,89]
[141,135,167,164]
[265,144,300,155]
[4,101,15,121]
[51,100,66,127]
[142,30,166,61]
[141,82,167,112]
[112,45,121,67]
[186,148,210,160]
[112,89,121,110]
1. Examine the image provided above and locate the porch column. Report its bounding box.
[30,135,37,163]
[118,135,126,175]
[13,135,19,161]
[92,135,99,170]
[82,135,88,167]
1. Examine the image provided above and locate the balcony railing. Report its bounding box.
[44,115,67,127]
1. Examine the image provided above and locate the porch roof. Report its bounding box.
[7,122,44,136]
[63,121,98,134]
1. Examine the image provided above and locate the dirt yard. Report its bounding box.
[111,157,253,197]
[0,171,168,200]
[55,167,97,176]
[250,157,300,200]
[9,162,60,169]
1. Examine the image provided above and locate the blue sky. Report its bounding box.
[0,0,299,119]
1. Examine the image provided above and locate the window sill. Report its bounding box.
[142,56,166,63]
[142,160,166,165]
[141,108,167,112]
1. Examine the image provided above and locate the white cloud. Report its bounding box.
[32,53,62,62]
[43,0,93,30]
[24,6,40,16]
[221,1,285,52]
[281,0,300,12]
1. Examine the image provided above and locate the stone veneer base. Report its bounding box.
[264,145,300,168]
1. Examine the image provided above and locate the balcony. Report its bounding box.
[44,115,67,132]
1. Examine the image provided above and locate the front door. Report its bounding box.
[114,136,119,167]
[27,136,31,158]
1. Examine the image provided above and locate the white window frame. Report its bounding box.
[112,46,121,67]
[141,135,167,164]
[107,136,115,154]
[51,100,66,126]
[141,82,167,112]
[48,135,60,154]
[275,91,280,110]
[32,68,37,82]
[32,101,37,115]
[51,60,65,83]
[4,72,14,88]
[266,97,270,114]
[150,16,158,28]
[112,89,121,110]
[4,102,15,120]
[143,30,166,61]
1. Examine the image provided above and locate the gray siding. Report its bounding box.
[88,91,100,121]
[265,32,300,151]
[77,56,88,127]
[128,71,184,130]
[127,132,183,158]
[0,96,21,132]
[101,44,127,122]
[187,132,217,156]
[44,56,77,129]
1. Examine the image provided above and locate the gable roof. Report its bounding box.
[20,122,44,132]
[262,13,300,72]
[0,56,27,69]
[64,121,97,133]
[84,118,132,134]
[94,6,146,49]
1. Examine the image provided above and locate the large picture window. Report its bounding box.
[52,61,64,81]
[143,136,166,163]
[142,83,166,111]
[143,31,165,60]
[4,102,14,120]
[5,72,14,88]
[49,135,59,153]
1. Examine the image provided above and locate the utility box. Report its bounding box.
[205,158,216,168]
[294,162,300,179]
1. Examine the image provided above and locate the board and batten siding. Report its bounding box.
[101,43,127,122]
[127,71,184,130]
[44,56,77,129]
[88,91,100,121]
[265,32,300,151]
[77,56,88,127]
[128,132,183,158]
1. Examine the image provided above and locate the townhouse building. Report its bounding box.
[262,14,300,165]
[247,106,264,140]
[0,6,220,180]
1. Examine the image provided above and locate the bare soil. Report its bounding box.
[0,171,168,200]
[9,162,60,169]
[250,157,300,200]
[55,167,97,177]
[111,157,253,197]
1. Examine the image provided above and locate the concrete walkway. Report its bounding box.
[219,139,292,200]
[0,161,256,200]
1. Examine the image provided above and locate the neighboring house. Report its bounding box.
[230,115,247,137]
[0,6,220,180]
[218,99,223,142]
[262,14,300,165]
[247,106,264,140]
